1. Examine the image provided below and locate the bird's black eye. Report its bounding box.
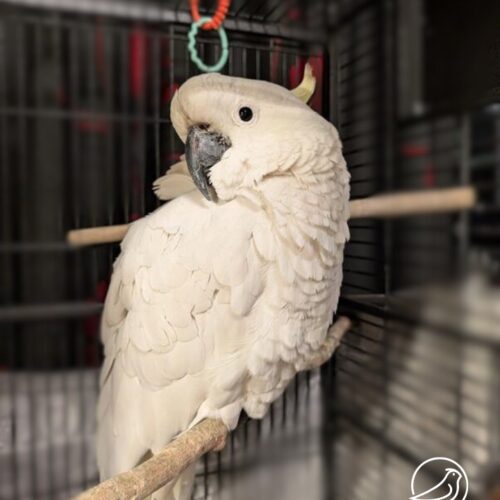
[239,107,253,122]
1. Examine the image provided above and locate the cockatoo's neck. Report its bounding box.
[237,170,342,234]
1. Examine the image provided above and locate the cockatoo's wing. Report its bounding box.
[153,157,196,201]
[97,190,267,475]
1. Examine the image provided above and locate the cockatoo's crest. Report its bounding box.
[291,63,316,103]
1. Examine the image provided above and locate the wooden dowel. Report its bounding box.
[67,186,477,247]
[74,315,352,500]
[67,224,130,247]
[349,186,475,219]
[75,419,228,500]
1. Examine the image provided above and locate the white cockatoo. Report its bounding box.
[97,65,350,499]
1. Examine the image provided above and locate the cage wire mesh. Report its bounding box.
[329,1,500,500]
[0,0,500,499]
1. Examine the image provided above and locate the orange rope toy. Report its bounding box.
[190,0,230,30]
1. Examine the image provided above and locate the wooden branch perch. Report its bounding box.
[75,316,352,500]
[75,419,228,500]
[67,186,476,247]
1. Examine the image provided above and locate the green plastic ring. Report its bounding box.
[188,17,229,73]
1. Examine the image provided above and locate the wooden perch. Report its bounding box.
[75,419,228,500]
[67,224,130,247]
[348,186,476,219]
[75,316,352,500]
[67,186,476,247]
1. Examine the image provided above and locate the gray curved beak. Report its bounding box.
[185,125,231,201]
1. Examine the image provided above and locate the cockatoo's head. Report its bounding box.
[171,65,341,202]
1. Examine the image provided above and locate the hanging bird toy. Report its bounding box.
[188,0,230,72]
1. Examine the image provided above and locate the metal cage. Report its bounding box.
[1,0,499,499]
